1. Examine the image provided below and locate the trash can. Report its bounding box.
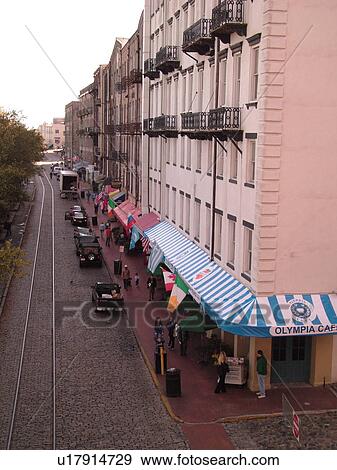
[155,348,167,374]
[92,215,98,226]
[80,190,85,199]
[166,368,181,397]
[114,259,122,275]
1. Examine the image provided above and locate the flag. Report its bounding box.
[141,235,150,254]
[148,242,164,273]
[108,198,117,216]
[161,268,176,292]
[167,275,189,313]
[129,226,140,250]
[95,191,104,205]
[127,213,136,230]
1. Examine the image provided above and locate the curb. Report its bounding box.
[0,184,36,320]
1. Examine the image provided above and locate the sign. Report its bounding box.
[292,412,300,442]
[119,245,124,253]
[192,264,216,283]
[288,298,315,322]
[270,323,337,336]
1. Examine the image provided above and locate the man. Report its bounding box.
[122,265,131,290]
[256,349,267,398]
[105,226,112,247]
[147,275,157,301]
[167,317,176,350]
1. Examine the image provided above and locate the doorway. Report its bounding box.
[271,336,312,383]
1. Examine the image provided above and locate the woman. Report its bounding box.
[214,352,229,393]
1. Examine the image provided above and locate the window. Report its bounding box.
[214,213,222,258]
[207,140,212,174]
[166,139,170,164]
[165,185,169,218]
[198,69,204,110]
[158,182,161,213]
[243,227,253,277]
[229,143,238,181]
[186,138,191,169]
[179,192,184,228]
[55,129,59,134]
[217,146,225,177]
[196,141,202,171]
[205,205,211,248]
[153,181,156,210]
[233,54,241,107]
[194,200,201,240]
[185,196,190,233]
[172,188,177,222]
[180,136,185,167]
[227,218,236,265]
[219,60,227,106]
[250,47,259,101]
[246,140,256,185]
[149,178,153,207]
[172,138,177,165]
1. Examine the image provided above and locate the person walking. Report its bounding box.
[180,329,189,356]
[167,317,176,350]
[99,222,105,239]
[134,272,140,287]
[86,190,91,203]
[94,202,99,215]
[214,352,229,393]
[256,349,267,398]
[122,265,131,290]
[49,170,53,179]
[147,275,157,301]
[154,318,164,344]
[105,226,112,247]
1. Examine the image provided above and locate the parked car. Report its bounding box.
[79,243,102,267]
[53,166,62,176]
[91,282,124,312]
[65,205,86,220]
[73,226,93,238]
[70,212,88,227]
[75,235,99,255]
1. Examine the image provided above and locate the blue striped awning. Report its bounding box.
[145,221,337,337]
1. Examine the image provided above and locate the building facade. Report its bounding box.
[64,101,80,167]
[38,118,65,149]
[78,83,96,165]
[142,0,337,389]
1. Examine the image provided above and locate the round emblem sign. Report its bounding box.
[288,298,314,322]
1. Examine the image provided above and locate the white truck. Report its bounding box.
[59,170,79,199]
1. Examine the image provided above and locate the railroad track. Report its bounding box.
[6,170,56,449]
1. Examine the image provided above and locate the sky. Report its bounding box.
[0,0,144,128]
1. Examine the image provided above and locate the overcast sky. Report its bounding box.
[0,0,144,128]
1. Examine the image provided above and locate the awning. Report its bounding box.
[135,212,160,234]
[114,200,142,231]
[145,221,337,338]
[111,191,126,203]
[73,160,90,170]
[180,313,217,333]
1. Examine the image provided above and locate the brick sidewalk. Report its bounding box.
[79,190,337,450]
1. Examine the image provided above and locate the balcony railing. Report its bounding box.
[208,107,242,138]
[77,107,93,117]
[155,46,180,74]
[115,82,122,93]
[121,76,129,91]
[181,112,212,139]
[144,58,160,80]
[129,69,142,84]
[143,118,153,133]
[211,0,247,42]
[153,115,177,132]
[88,127,100,135]
[94,147,101,156]
[182,19,214,55]
[104,124,115,134]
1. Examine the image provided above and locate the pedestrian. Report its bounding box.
[86,190,91,203]
[147,275,157,301]
[91,193,96,203]
[99,222,105,239]
[49,171,53,179]
[122,265,131,290]
[180,329,189,356]
[154,317,164,345]
[105,221,110,229]
[256,349,267,399]
[214,352,229,393]
[134,272,140,287]
[167,317,176,350]
[94,202,99,215]
[105,226,112,247]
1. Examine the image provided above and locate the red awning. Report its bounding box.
[114,200,142,230]
[135,212,160,233]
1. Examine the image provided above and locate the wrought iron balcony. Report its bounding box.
[121,76,129,91]
[143,118,154,134]
[182,19,214,55]
[94,147,101,156]
[77,107,93,117]
[144,58,160,80]
[121,122,142,135]
[129,69,142,84]
[115,82,122,93]
[104,124,115,134]
[88,127,100,135]
[155,46,180,74]
[211,0,247,43]
[151,115,178,137]
[208,107,242,140]
[181,112,212,140]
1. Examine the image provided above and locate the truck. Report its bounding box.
[59,170,78,199]
[91,282,124,312]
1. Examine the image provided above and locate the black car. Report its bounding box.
[79,243,102,267]
[91,282,124,312]
[71,211,88,227]
[73,226,93,238]
[75,235,99,255]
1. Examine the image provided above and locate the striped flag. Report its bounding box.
[108,198,117,217]
[95,192,104,205]
[141,235,150,254]
[161,267,176,292]
[167,275,189,313]
[147,242,163,273]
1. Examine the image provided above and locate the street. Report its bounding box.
[0,153,188,450]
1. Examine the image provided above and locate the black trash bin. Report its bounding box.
[92,215,98,226]
[114,259,122,275]
[155,348,167,374]
[80,190,85,199]
[166,368,181,397]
